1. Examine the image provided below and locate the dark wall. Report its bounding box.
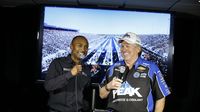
[171,13,200,112]
[2,5,200,112]
[2,6,48,112]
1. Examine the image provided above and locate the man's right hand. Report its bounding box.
[71,65,82,76]
[107,77,123,90]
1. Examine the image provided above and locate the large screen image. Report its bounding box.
[40,6,172,82]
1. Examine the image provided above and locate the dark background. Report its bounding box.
[2,5,200,112]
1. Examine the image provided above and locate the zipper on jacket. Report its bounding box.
[75,76,78,112]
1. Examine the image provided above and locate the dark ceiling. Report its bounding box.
[1,0,200,17]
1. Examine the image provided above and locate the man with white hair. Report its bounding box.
[99,32,171,112]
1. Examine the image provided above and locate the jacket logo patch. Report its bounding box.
[140,73,147,78]
[63,68,71,71]
[137,66,146,72]
[133,72,140,78]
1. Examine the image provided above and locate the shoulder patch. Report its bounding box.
[137,65,146,72]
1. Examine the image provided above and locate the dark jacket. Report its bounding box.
[44,55,92,112]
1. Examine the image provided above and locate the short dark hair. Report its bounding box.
[71,35,88,45]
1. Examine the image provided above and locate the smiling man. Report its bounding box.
[99,32,171,112]
[44,35,92,112]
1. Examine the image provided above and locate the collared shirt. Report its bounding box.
[101,57,171,112]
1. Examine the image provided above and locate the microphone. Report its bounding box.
[114,65,129,81]
[79,52,85,59]
[79,52,86,65]
[78,52,87,76]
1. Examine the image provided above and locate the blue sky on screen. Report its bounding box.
[44,6,170,35]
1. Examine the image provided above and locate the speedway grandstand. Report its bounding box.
[41,24,170,78]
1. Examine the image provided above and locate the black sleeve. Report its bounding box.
[44,59,73,92]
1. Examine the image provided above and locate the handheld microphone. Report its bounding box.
[79,52,86,65]
[79,52,87,76]
[79,52,85,59]
[114,65,129,81]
